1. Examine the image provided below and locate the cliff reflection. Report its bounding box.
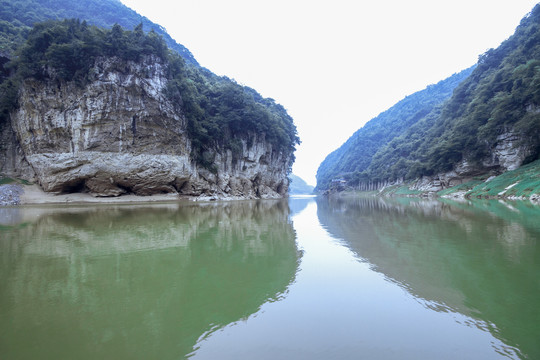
[0,200,300,360]
[316,196,540,360]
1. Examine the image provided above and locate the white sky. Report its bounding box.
[121,0,538,186]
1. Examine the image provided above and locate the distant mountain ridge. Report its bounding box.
[288,174,314,195]
[317,3,540,194]
[316,66,474,191]
[0,0,197,64]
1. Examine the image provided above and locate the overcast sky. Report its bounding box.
[121,0,538,185]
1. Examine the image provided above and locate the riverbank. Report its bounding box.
[328,159,540,203]
[0,182,272,206]
[0,184,24,206]
[0,183,185,206]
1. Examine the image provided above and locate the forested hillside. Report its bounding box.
[0,0,196,64]
[288,174,314,195]
[317,4,540,191]
[316,67,474,191]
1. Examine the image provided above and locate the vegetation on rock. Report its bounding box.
[163,56,299,170]
[0,15,299,171]
[369,159,540,200]
[443,159,540,199]
[0,0,196,64]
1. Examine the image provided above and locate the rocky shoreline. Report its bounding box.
[0,184,23,206]
[0,183,286,206]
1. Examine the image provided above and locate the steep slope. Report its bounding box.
[364,4,540,187]
[288,174,314,195]
[0,0,196,64]
[318,3,540,194]
[316,67,474,191]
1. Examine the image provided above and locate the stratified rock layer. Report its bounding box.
[3,56,290,199]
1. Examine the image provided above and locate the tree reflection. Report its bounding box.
[0,200,301,359]
[317,196,540,360]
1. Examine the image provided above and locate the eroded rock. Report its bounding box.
[3,56,291,199]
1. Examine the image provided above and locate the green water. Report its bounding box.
[0,197,539,359]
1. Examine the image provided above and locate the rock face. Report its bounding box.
[408,130,534,193]
[0,121,35,180]
[1,56,290,199]
[484,132,532,171]
[355,129,535,195]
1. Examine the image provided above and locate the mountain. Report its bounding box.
[0,0,196,64]
[317,4,540,194]
[316,67,474,191]
[0,2,299,199]
[288,174,314,195]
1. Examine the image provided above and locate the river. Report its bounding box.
[0,196,538,359]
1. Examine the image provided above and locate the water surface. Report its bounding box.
[0,201,299,359]
[0,197,539,359]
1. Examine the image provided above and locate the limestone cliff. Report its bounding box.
[409,130,535,194]
[347,128,536,195]
[1,56,291,199]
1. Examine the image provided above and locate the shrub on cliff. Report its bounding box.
[13,19,167,82]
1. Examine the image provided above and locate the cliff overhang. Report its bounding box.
[0,56,292,200]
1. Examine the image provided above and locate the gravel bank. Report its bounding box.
[0,184,23,206]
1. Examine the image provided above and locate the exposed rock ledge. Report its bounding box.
[383,131,534,195]
[338,131,537,201]
[0,56,291,199]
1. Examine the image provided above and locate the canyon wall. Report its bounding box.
[1,56,291,199]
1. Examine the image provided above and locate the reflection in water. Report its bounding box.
[288,195,316,216]
[316,196,540,360]
[0,200,300,360]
